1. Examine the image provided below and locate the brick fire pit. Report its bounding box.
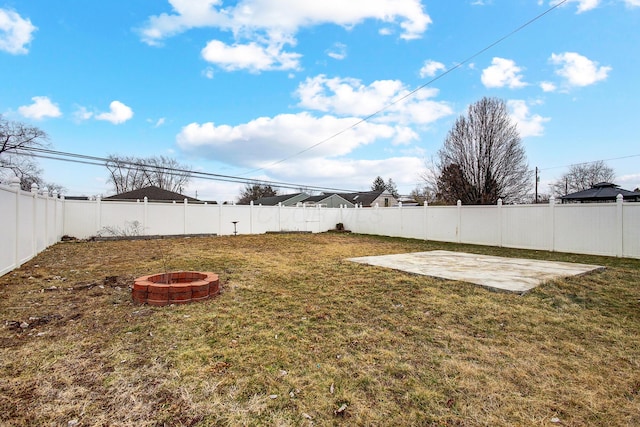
[132,271,219,306]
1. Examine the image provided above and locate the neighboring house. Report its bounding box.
[301,193,354,208]
[560,182,640,203]
[102,185,203,203]
[254,193,309,206]
[339,191,398,207]
[252,190,399,208]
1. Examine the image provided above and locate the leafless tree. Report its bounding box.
[409,184,437,206]
[0,116,53,190]
[0,115,49,156]
[427,97,531,204]
[549,160,615,196]
[237,183,278,204]
[105,154,192,193]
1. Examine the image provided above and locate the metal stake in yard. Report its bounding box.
[232,221,238,236]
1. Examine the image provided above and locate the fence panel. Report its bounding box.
[460,205,500,246]
[342,207,385,235]
[318,207,341,232]
[146,202,185,235]
[219,205,253,235]
[251,205,277,234]
[554,203,619,257]
[34,194,47,252]
[0,185,18,276]
[17,191,35,265]
[426,206,459,242]
[623,203,640,258]
[501,205,550,250]
[185,203,218,235]
[63,200,97,239]
[0,184,65,276]
[398,207,426,239]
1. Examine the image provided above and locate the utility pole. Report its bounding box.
[535,167,539,204]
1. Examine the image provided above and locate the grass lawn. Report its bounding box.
[1,233,639,426]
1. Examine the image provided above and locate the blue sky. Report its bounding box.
[1,0,639,201]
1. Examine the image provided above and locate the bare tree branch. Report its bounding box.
[428,97,531,204]
[237,183,278,204]
[105,154,192,193]
[549,161,616,196]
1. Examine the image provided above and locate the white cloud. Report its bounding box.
[550,0,600,13]
[481,57,528,89]
[140,1,431,72]
[17,96,62,120]
[264,156,426,192]
[0,8,37,54]
[177,112,397,167]
[177,72,452,192]
[95,101,134,125]
[419,60,445,78]
[188,154,426,201]
[141,0,431,43]
[295,75,453,125]
[550,52,611,87]
[201,38,301,72]
[616,173,640,191]
[73,106,94,121]
[625,0,640,6]
[146,117,166,127]
[202,66,215,79]
[326,42,347,60]
[508,100,550,138]
[539,81,557,92]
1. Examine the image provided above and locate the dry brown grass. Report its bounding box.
[1,233,639,426]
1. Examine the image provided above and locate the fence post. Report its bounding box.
[616,194,624,257]
[31,183,38,257]
[183,198,188,234]
[548,196,556,252]
[249,201,254,235]
[497,199,503,247]
[95,195,102,234]
[456,200,462,243]
[43,187,49,250]
[11,178,20,269]
[398,201,403,237]
[217,201,222,235]
[52,190,58,245]
[424,201,429,241]
[143,197,148,236]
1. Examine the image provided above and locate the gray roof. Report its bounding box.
[303,193,354,207]
[254,193,306,206]
[103,185,200,202]
[561,182,640,202]
[333,191,388,207]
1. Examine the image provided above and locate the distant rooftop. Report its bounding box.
[561,182,640,203]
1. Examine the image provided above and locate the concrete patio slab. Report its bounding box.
[347,250,604,293]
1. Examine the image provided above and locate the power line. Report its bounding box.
[13,147,361,194]
[240,0,570,176]
[538,154,640,172]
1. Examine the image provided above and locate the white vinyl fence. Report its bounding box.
[1,182,639,277]
[0,181,65,276]
[62,197,339,239]
[342,197,640,259]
